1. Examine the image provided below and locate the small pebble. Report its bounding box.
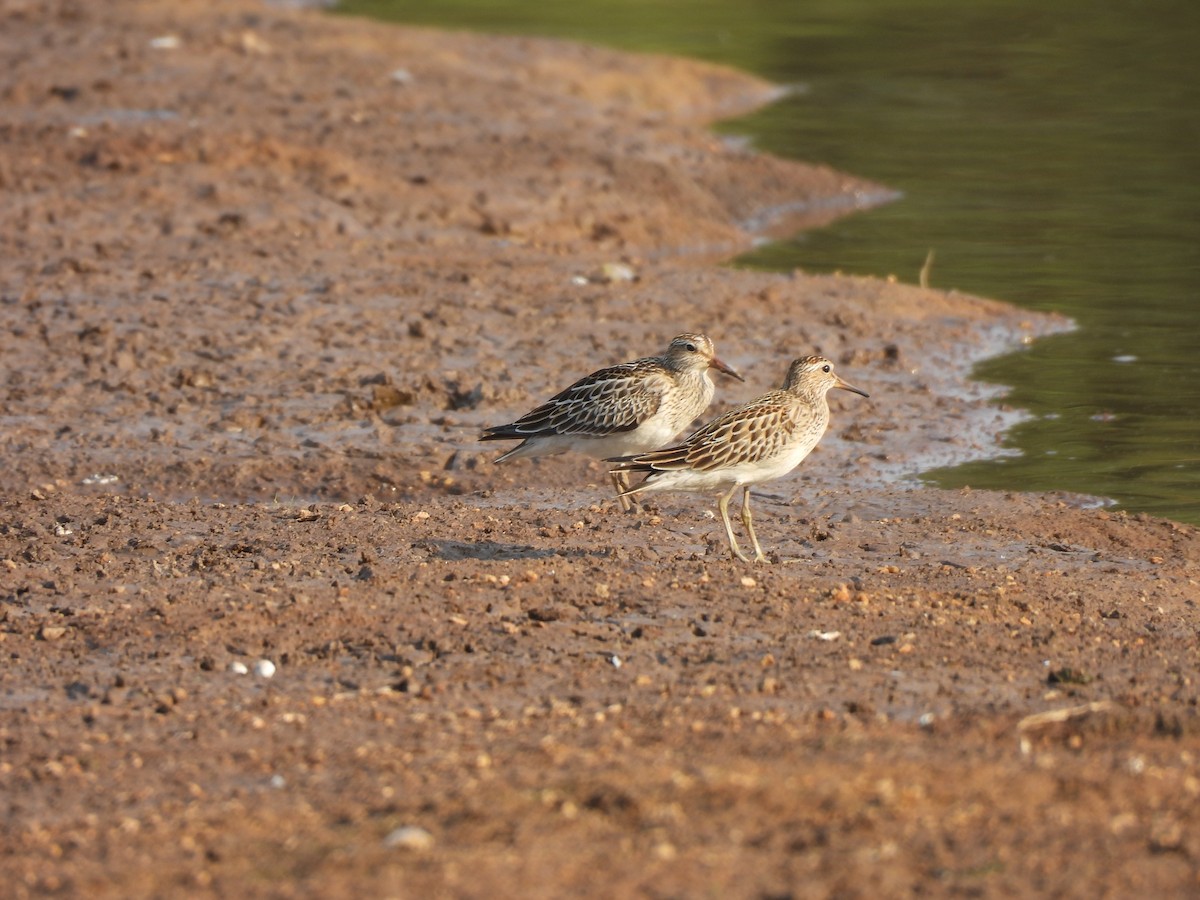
[384,825,434,851]
[228,661,249,675]
[239,31,271,55]
[597,262,636,283]
[252,659,277,679]
[653,841,677,860]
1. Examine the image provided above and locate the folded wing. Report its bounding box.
[612,391,797,471]
[482,363,668,440]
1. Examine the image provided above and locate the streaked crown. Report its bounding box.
[782,356,869,399]
[665,333,715,364]
[659,333,743,382]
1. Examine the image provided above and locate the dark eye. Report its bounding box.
[685,343,697,352]
[822,364,831,373]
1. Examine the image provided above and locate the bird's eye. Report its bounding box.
[822,364,831,373]
[685,343,697,352]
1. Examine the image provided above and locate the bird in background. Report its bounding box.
[480,333,744,511]
[608,355,868,561]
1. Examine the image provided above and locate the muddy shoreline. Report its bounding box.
[3,1,1199,896]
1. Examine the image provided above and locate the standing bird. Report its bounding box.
[608,355,868,561]
[480,333,743,511]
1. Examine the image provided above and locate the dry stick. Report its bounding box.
[919,248,935,289]
[1016,700,1114,755]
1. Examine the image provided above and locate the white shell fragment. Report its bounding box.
[384,825,434,851]
[252,659,277,679]
[808,630,842,641]
[81,473,120,485]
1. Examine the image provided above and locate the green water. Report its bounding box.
[338,0,1200,525]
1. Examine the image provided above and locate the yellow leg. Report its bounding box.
[718,487,750,562]
[610,470,636,513]
[740,487,766,562]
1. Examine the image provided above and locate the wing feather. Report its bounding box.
[482,361,668,440]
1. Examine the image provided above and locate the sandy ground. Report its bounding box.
[2,1,1200,896]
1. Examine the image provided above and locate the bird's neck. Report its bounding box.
[787,385,826,405]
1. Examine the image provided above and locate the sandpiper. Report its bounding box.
[608,355,867,561]
[481,333,743,510]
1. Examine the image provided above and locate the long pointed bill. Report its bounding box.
[834,374,869,398]
[710,356,745,382]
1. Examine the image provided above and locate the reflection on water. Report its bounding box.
[338,0,1200,524]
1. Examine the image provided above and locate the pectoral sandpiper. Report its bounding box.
[608,355,867,560]
[481,333,743,510]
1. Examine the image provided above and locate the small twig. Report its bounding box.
[1016,700,1114,755]
[919,248,935,289]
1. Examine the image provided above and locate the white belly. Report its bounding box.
[499,410,695,462]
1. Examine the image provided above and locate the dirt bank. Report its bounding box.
[2,1,1198,896]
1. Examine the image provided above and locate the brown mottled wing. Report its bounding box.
[612,391,797,471]
[481,361,667,439]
